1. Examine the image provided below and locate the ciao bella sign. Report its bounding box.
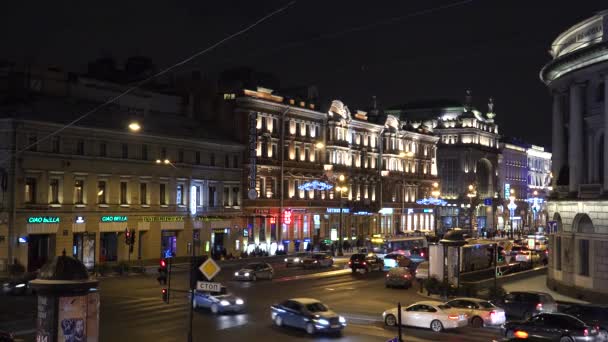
[28,216,60,224]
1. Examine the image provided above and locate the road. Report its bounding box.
[2,260,503,342]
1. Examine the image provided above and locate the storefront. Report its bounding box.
[26,216,59,272]
[98,215,128,263]
[72,216,95,270]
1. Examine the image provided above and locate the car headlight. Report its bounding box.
[294,258,300,262]
[15,283,25,288]
[220,300,230,306]
[315,318,329,325]
[236,298,244,305]
[339,316,346,323]
[244,272,250,277]
[2,283,8,287]
[234,272,239,276]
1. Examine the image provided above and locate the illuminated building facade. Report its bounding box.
[541,10,608,301]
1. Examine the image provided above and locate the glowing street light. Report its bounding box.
[315,142,325,149]
[128,121,141,132]
[399,151,414,158]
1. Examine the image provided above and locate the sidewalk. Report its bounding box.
[502,274,589,304]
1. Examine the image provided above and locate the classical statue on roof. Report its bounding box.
[328,100,351,122]
[384,115,400,131]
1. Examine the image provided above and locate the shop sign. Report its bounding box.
[75,216,85,224]
[213,228,228,233]
[353,211,371,215]
[269,217,276,224]
[101,216,127,222]
[379,208,394,215]
[303,238,311,243]
[255,209,270,214]
[326,208,349,214]
[283,209,292,225]
[330,228,338,241]
[243,229,249,237]
[313,215,320,224]
[28,216,60,224]
[290,209,307,213]
[282,240,291,244]
[504,183,511,199]
[195,216,223,222]
[142,216,184,222]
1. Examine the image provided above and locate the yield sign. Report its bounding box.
[199,258,221,280]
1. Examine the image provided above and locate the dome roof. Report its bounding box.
[38,253,89,281]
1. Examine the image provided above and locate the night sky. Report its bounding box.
[2,0,606,148]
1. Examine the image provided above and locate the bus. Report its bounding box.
[459,239,496,273]
[370,235,428,258]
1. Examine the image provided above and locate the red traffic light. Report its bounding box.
[162,288,167,294]
[160,259,167,268]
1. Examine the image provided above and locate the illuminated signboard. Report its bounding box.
[100,216,127,222]
[504,184,511,199]
[269,217,276,224]
[75,216,85,224]
[141,216,184,222]
[283,209,292,225]
[326,208,349,214]
[28,216,60,224]
[298,180,333,191]
[190,186,197,215]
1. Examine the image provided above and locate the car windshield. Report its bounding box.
[245,264,261,269]
[385,254,399,259]
[306,303,329,312]
[438,304,451,310]
[477,301,494,309]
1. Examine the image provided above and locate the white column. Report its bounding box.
[569,83,584,192]
[604,74,608,191]
[552,91,565,188]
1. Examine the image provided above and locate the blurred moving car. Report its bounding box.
[385,267,413,288]
[561,304,608,341]
[192,287,245,314]
[284,253,309,268]
[233,263,274,281]
[1,272,37,296]
[270,298,346,335]
[501,313,598,341]
[515,249,540,264]
[348,253,382,273]
[445,297,506,328]
[383,252,411,270]
[409,247,428,263]
[415,261,429,280]
[383,301,468,332]
[302,254,334,269]
[494,291,557,320]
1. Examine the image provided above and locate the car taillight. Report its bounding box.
[386,273,390,278]
[490,310,496,319]
[362,262,367,265]
[536,303,543,311]
[584,328,589,337]
[403,274,410,279]
[348,261,351,265]
[420,252,424,257]
[514,330,529,339]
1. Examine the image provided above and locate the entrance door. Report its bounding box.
[100,233,118,263]
[28,234,54,272]
[161,231,177,258]
[212,232,225,258]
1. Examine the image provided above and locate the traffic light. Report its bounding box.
[125,229,131,245]
[158,258,168,285]
[161,288,168,303]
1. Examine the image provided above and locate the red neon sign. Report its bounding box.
[283,210,292,225]
[270,217,276,224]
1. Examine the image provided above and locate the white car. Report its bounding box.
[445,297,506,328]
[515,250,540,263]
[415,261,429,280]
[233,263,274,281]
[382,300,468,332]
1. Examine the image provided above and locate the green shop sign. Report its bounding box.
[195,216,224,222]
[28,216,60,224]
[141,216,184,222]
[101,216,128,222]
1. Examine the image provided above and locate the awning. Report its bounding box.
[99,222,128,233]
[72,223,86,233]
[160,221,184,230]
[27,223,59,235]
[137,222,150,231]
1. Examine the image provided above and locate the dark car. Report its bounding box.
[561,304,608,341]
[270,298,346,335]
[495,291,557,320]
[502,313,598,341]
[1,272,37,296]
[301,254,334,269]
[348,253,382,273]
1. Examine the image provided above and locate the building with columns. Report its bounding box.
[0,65,244,273]
[541,10,608,301]
[224,87,439,254]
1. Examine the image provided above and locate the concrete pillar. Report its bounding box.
[568,83,584,193]
[552,91,565,188]
[604,74,608,191]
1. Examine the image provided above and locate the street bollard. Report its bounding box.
[397,302,403,342]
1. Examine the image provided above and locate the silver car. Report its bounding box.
[445,297,506,328]
[233,263,274,281]
[284,253,309,268]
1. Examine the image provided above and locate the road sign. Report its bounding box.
[199,258,221,280]
[196,281,221,292]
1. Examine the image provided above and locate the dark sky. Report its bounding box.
[2,0,606,148]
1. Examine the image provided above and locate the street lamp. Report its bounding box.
[431,182,441,237]
[508,189,517,239]
[315,142,325,149]
[128,121,141,132]
[156,159,177,168]
[335,184,348,256]
[467,184,477,236]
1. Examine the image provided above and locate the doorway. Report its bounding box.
[161,231,177,258]
[100,232,118,263]
[27,234,55,272]
[73,233,96,270]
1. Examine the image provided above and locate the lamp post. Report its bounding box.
[467,184,477,237]
[508,189,516,239]
[431,182,441,237]
[128,121,141,132]
[336,176,347,256]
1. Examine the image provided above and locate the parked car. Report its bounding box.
[385,267,413,288]
[494,291,557,320]
[383,300,468,332]
[415,261,429,280]
[501,313,598,341]
[270,298,346,335]
[445,297,506,328]
[302,254,334,269]
[284,253,309,267]
[383,252,412,270]
[1,272,37,296]
[348,253,383,273]
[233,263,274,281]
[192,287,245,314]
[515,250,540,264]
[561,304,608,341]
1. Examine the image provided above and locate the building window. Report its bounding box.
[76,139,84,155]
[120,182,128,204]
[232,187,239,206]
[178,149,184,163]
[233,155,238,168]
[598,82,605,102]
[140,183,147,205]
[195,186,201,206]
[25,177,36,203]
[160,183,167,205]
[195,152,201,165]
[28,136,38,152]
[141,145,148,160]
[176,185,184,205]
[210,153,215,166]
[99,142,107,157]
[52,136,60,153]
[208,186,216,206]
[74,180,84,204]
[224,187,230,206]
[49,179,59,204]
[122,143,128,159]
[97,181,107,204]
[225,155,230,168]
[555,236,562,271]
[579,239,590,276]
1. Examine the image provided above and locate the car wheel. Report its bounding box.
[305,322,315,335]
[251,274,257,281]
[471,316,483,328]
[351,268,356,274]
[385,283,390,288]
[505,329,515,338]
[274,316,283,327]
[559,336,574,342]
[598,329,608,342]
[430,319,444,333]
[211,304,219,314]
[384,314,397,327]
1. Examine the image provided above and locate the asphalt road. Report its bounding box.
[1,260,503,342]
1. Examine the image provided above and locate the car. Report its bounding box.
[409,247,428,263]
[385,267,413,288]
[301,254,334,269]
[383,252,412,270]
[1,272,37,296]
[515,250,540,264]
[494,291,558,320]
[233,263,274,281]
[445,297,506,328]
[270,298,346,335]
[284,253,309,267]
[348,253,383,273]
[561,304,608,341]
[382,300,468,332]
[502,313,598,342]
[415,261,429,280]
[192,287,245,314]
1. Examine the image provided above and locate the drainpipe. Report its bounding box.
[8,119,18,268]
